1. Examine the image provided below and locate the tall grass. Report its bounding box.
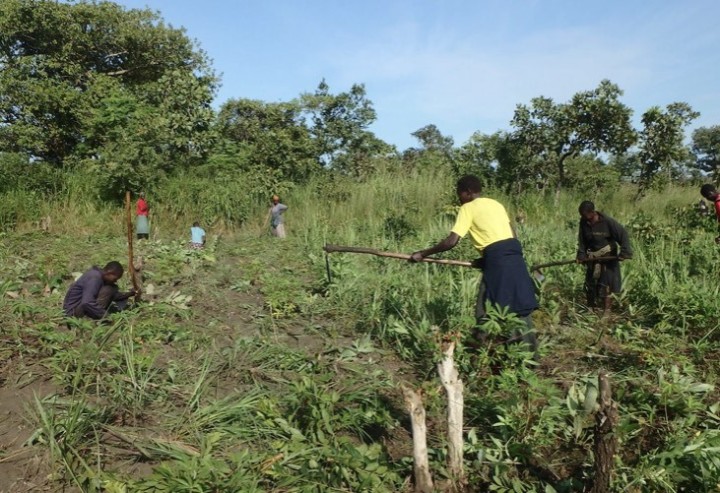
[4,166,720,492]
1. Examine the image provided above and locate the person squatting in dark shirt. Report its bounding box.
[63,261,135,320]
[576,201,632,315]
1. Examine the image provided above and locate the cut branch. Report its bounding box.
[402,386,434,493]
[437,340,465,484]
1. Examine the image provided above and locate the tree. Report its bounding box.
[0,0,216,178]
[510,80,636,193]
[402,124,455,172]
[411,124,454,155]
[216,98,319,180]
[692,126,720,183]
[636,103,699,195]
[609,152,642,182]
[452,132,499,186]
[493,133,548,193]
[300,80,379,169]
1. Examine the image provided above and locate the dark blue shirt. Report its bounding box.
[62,267,106,319]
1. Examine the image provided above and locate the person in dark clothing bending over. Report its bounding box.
[576,201,632,315]
[63,261,135,319]
[409,175,538,355]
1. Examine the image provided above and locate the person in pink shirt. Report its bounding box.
[136,193,150,240]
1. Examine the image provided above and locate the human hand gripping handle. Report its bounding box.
[409,251,424,263]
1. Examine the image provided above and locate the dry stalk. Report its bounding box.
[438,340,465,485]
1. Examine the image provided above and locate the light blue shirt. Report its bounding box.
[191,226,205,244]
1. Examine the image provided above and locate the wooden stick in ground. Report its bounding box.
[323,244,473,268]
[437,339,465,485]
[402,386,434,493]
[590,371,619,493]
[125,191,141,301]
[530,256,618,272]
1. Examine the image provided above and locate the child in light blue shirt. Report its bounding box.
[190,222,206,249]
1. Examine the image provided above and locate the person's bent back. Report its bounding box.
[63,261,124,319]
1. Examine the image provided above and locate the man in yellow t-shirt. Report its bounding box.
[410,175,537,353]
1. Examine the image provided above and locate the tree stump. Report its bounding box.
[402,386,434,493]
[438,341,464,485]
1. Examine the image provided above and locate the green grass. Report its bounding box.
[0,173,719,492]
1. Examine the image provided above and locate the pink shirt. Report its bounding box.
[136,198,148,216]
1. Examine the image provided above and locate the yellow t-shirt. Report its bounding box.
[451,197,514,253]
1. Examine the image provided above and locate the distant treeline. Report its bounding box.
[1,0,719,214]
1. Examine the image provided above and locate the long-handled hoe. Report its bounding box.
[530,256,617,283]
[322,244,473,283]
[322,244,615,282]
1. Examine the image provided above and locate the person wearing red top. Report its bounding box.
[136,193,150,240]
[700,184,720,244]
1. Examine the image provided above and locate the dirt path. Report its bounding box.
[0,364,56,493]
[0,236,417,491]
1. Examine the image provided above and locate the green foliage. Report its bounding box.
[0,178,717,493]
[383,214,417,242]
[668,203,717,233]
[452,131,502,187]
[692,125,720,182]
[153,169,286,226]
[510,80,636,191]
[563,154,621,195]
[0,153,64,195]
[637,102,699,195]
[216,99,320,181]
[300,79,381,171]
[626,211,673,245]
[0,0,216,192]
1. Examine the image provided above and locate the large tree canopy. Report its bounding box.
[299,80,379,168]
[637,102,699,194]
[216,98,320,180]
[0,0,216,178]
[510,80,636,192]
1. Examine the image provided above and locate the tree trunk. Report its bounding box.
[590,371,618,493]
[437,341,464,485]
[402,386,434,493]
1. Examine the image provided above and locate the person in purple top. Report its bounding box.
[63,261,135,319]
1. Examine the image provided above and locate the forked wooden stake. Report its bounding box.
[125,191,141,301]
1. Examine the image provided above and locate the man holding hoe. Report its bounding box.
[576,201,632,315]
[409,175,538,354]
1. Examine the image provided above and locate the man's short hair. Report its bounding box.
[103,261,124,276]
[193,221,200,227]
[700,184,717,198]
[456,175,482,193]
[578,201,595,214]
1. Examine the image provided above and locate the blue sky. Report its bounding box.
[115,0,719,151]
